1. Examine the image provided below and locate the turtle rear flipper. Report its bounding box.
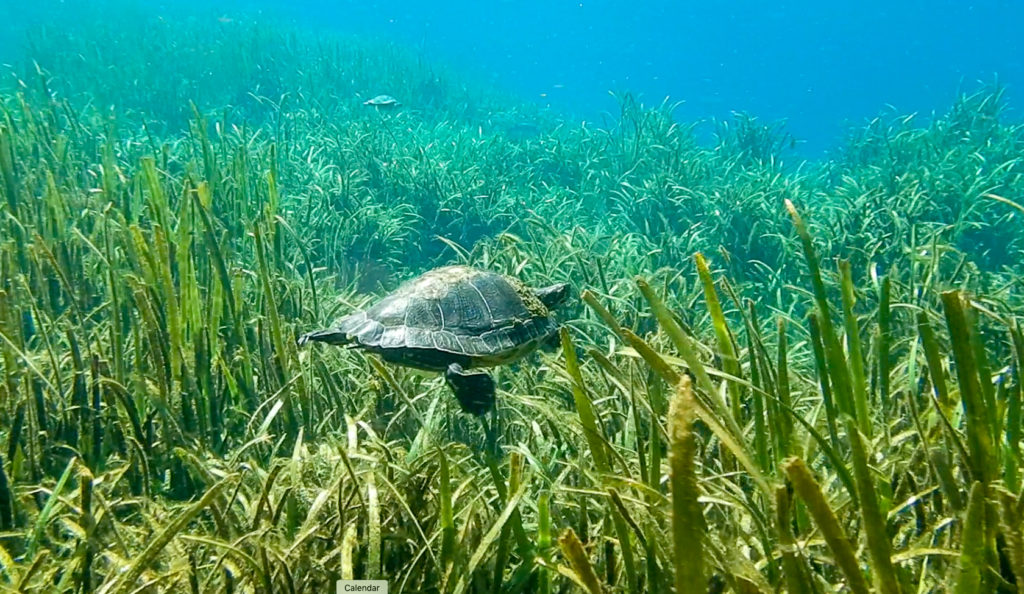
[445,364,495,415]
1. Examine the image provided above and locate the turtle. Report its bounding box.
[297,266,570,415]
[363,94,401,107]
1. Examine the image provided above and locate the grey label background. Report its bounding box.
[336,580,389,594]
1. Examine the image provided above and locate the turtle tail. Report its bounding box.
[296,328,353,347]
[297,313,369,347]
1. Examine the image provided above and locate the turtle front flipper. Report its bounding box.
[445,363,495,415]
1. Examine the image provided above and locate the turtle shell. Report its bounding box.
[324,266,556,371]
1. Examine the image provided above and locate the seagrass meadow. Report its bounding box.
[3,7,1024,594]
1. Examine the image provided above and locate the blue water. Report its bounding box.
[3,0,1022,157]
[273,0,1024,157]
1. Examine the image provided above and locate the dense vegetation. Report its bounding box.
[2,5,1024,592]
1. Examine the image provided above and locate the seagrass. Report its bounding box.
[0,5,1022,592]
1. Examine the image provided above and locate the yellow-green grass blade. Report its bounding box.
[452,479,528,594]
[100,475,236,594]
[774,485,814,594]
[839,260,871,437]
[695,252,743,422]
[877,274,892,411]
[668,375,706,594]
[635,276,743,440]
[808,312,842,450]
[557,527,603,594]
[1006,323,1024,491]
[537,491,552,594]
[845,417,902,594]
[785,199,856,423]
[560,327,610,471]
[954,481,987,594]
[941,291,996,484]
[783,456,870,594]
[619,327,770,496]
[437,447,456,591]
[560,327,637,591]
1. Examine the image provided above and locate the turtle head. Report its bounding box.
[533,282,571,310]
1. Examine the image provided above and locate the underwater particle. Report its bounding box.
[363,94,401,107]
[297,266,570,415]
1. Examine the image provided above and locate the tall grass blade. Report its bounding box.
[668,375,706,593]
[783,456,870,594]
[954,481,987,594]
[557,527,603,594]
[452,480,528,594]
[845,417,901,594]
[941,291,996,484]
[560,327,637,591]
[695,253,743,421]
[785,199,856,422]
[839,260,871,437]
[24,457,76,562]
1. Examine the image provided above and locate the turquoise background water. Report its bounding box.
[2,0,1022,155]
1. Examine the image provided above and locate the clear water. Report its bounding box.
[3,0,1022,157]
